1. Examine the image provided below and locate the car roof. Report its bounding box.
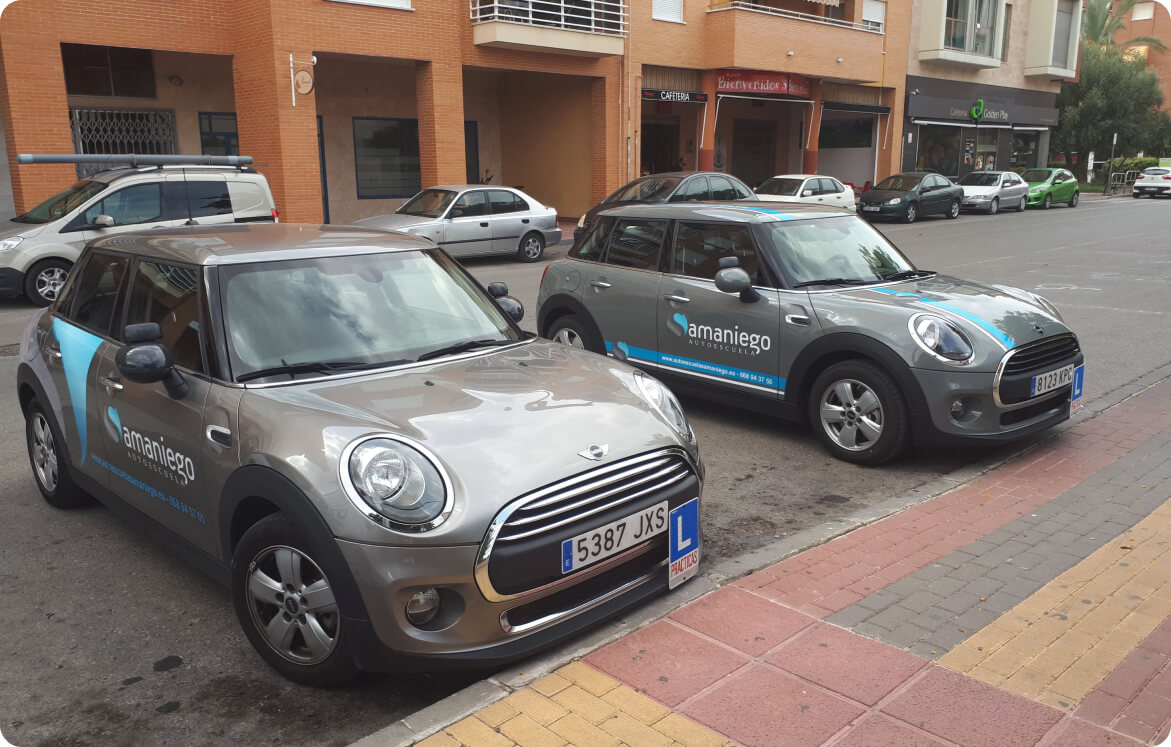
[596,201,852,223]
[86,223,437,266]
[426,184,522,193]
[766,174,824,180]
[85,166,260,184]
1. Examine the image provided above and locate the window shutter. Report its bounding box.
[862,0,886,25]
[653,0,684,23]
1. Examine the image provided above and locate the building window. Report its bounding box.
[916,125,962,177]
[199,113,238,156]
[1052,0,1077,68]
[826,4,846,21]
[945,0,1000,57]
[1133,2,1155,21]
[820,118,874,148]
[326,0,412,8]
[465,121,481,184]
[353,118,421,199]
[862,0,886,32]
[652,0,683,23]
[1001,4,1012,61]
[62,44,155,98]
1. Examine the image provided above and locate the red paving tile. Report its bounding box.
[1048,718,1145,746]
[881,667,1062,747]
[668,586,815,657]
[766,624,927,706]
[682,664,864,747]
[1097,651,1168,700]
[832,715,948,747]
[1075,690,1130,726]
[1123,692,1171,731]
[583,620,747,707]
[1114,716,1158,743]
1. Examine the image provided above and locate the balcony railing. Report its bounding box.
[470,0,628,36]
[709,1,882,34]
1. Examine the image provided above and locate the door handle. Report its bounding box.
[521,218,530,224]
[98,374,124,392]
[206,425,232,447]
[785,314,811,327]
[589,280,611,289]
[663,294,691,304]
[480,222,490,227]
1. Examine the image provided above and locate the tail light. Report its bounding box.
[272,207,280,223]
[541,265,550,287]
[1162,176,1171,180]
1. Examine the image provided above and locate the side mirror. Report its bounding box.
[486,282,509,298]
[449,208,464,219]
[115,340,188,399]
[715,266,752,294]
[93,214,115,228]
[802,189,814,197]
[495,295,524,323]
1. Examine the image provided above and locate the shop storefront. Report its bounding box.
[902,76,1059,178]
[711,69,813,188]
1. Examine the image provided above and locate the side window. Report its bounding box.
[709,176,739,201]
[510,193,529,212]
[820,178,843,194]
[671,222,762,283]
[800,179,818,196]
[64,252,128,335]
[187,180,233,218]
[569,216,614,262]
[124,261,205,372]
[731,179,754,199]
[488,190,524,214]
[451,190,489,218]
[605,219,668,271]
[669,177,710,202]
[83,183,166,226]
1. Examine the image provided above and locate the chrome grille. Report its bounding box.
[1002,335,1080,376]
[495,450,693,544]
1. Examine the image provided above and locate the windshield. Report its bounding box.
[959,173,1001,186]
[606,176,683,203]
[1021,170,1052,183]
[756,178,804,196]
[874,175,921,192]
[222,250,519,381]
[13,180,107,224]
[758,216,917,286]
[397,189,457,217]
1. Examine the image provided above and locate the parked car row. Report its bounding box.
[858,168,1080,222]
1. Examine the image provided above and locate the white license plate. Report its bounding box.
[862,205,880,212]
[1030,364,1075,397]
[561,501,668,574]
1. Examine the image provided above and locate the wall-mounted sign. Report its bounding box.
[715,70,812,99]
[294,69,315,95]
[642,89,708,103]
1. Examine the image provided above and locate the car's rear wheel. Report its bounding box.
[987,198,999,215]
[518,232,545,263]
[233,513,359,686]
[1068,191,1079,207]
[947,199,960,219]
[1042,194,1052,210]
[808,360,909,466]
[24,259,72,307]
[1133,192,1141,198]
[547,314,604,354]
[25,400,89,508]
[903,203,917,223]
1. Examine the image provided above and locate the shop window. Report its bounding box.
[974,129,999,171]
[916,125,962,176]
[820,118,874,149]
[1011,131,1039,169]
[653,0,683,23]
[353,117,421,199]
[62,44,155,98]
[199,113,238,157]
[1052,0,1077,68]
[1133,2,1155,21]
[945,0,1000,57]
[862,0,886,32]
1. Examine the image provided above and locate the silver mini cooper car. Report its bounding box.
[17,224,702,685]
[538,203,1085,465]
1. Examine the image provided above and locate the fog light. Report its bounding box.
[951,399,966,415]
[406,588,441,626]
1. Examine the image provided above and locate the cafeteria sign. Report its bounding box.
[642,89,708,103]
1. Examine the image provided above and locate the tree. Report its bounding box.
[1082,0,1167,52]
[1050,43,1171,179]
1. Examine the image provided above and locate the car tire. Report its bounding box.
[1133,192,1141,198]
[517,232,545,263]
[1068,191,1079,208]
[1017,196,1027,212]
[808,360,909,466]
[987,198,999,215]
[1042,194,1052,210]
[24,259,72,307]
[903,203,917,224]
[25,400,90,508]
[547,314,604,355]
[947,199,960,219]
[232,513,360,687]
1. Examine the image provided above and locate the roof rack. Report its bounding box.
[17,154,253,167]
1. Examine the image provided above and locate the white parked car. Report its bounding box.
[753,174,856,210]
[1132,167,1171,198]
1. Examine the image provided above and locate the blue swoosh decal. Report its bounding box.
[52,318,104,465]
[869,287,1015,349]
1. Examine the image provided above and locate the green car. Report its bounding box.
[1022,168,1079,209]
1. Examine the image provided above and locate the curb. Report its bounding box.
[351,360,1171,747]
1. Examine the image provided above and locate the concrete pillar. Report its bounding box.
[698,71,719,172]
[590,76,618,206]
[233,46,322,223]
[416,61,466,188]
[1037,130,1051,168]
[802,79,823,174]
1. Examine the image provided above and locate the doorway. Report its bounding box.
[732,119,776,188]
[641,119,680,174]
[317,115,329,224]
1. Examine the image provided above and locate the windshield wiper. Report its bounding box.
[791,277,870,289]
[236,358,409,383]
[416,339,517,362]
[882,269,936,282]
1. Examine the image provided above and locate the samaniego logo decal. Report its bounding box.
[105,406,196,486]
[666,312,773,356]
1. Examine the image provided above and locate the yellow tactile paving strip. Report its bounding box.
[416,662,732,747]
[939,495,1171,712]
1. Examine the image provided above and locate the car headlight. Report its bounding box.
[577,214,586,228]
[342,436,452,531]
[885,198,901,205]
[635,371,693,441]
[909,314,974,364]
[0,236,23,252]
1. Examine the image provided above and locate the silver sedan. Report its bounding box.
[356,185,562,262]
[958,171,1030,214]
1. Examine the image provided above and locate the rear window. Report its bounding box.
[1143,168,1169,176]
[607,176,682,203]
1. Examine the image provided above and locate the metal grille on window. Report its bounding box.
[69,108,177,177]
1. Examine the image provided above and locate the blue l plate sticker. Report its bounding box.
[669,498,700,589]
[1070,364,1086,415]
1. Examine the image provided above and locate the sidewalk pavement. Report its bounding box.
[387,375,1171,747]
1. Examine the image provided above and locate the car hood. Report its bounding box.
[961,185,999,197]
[0,220,45,239]
[242,340,695,544]
[859,189,907,203]
[353,213,440,232]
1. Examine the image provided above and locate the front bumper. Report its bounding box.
[1134,184,1170,195]
[857,203,905,219]
[962,196,994,211]
[0,268,23,297]
[1025,192,1050,205]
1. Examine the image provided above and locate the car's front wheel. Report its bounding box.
[987,198,999,215]
[547,314,604,354]
[1017,196,1027,212]
[808,360,909,466]
[947,199,960,219]
[518,232,545,263]
[24,259,72,307]
[25,400,90,508]
[1042,194,1052,210]
[232,513,359,686]
[903,203,917,224]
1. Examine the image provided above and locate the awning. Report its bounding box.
[805,0,842,6]
[824,101,891,114]
[1012,125,1050,131]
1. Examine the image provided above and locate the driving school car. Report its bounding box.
[17,224,702,685]
[537,202,1085,465]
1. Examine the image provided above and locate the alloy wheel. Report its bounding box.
[36,267,68,303]
[245,545,339,665]
[552,327,584,348]
[521,236,543,260]
[819,379,884,452]
[30,413,59,492]
[989,198,999,215]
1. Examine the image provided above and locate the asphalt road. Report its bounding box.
[1,195,1168,746]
